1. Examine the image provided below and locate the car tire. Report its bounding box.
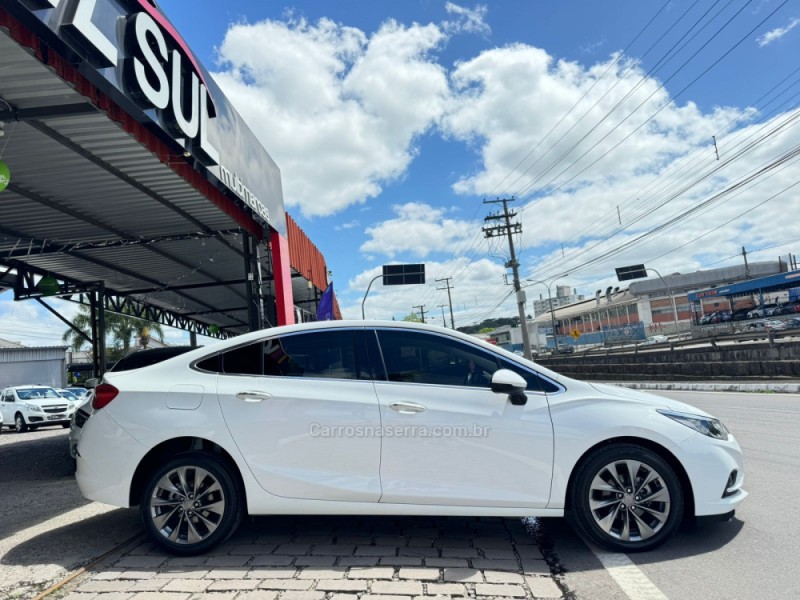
[569,444,684,552]
[14,413,28,433]
[139,452,243,556]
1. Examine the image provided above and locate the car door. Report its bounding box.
[372,328,554,508]
[0,389,8,423]
[210,328,383,502]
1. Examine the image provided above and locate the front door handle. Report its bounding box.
[236,391,272,403]
[389,402,427,414]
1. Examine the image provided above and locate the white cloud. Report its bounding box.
[213,16,450,217]
[756,17,800,47]
[360,202,474,258]
[443,2,491,37]
[335,220,360,231]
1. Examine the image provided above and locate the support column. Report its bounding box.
[242,232,263,331]
[89,285,106,379]
[270,230,295,326]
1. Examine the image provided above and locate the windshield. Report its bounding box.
[16,388,61,400]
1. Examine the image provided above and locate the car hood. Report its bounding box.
[586,382,714,417]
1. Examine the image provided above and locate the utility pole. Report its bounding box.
[438,304,447,327]
[742,246,750,279]
[482,198,532,360]
[436,276,456,328]
[413,304,427,324]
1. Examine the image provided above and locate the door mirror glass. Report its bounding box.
[491,369,528,405]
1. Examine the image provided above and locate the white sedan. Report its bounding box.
[76,321,745,555]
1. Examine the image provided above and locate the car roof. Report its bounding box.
[9,384,55,389]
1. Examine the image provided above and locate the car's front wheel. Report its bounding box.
[139,452,243,555]
[570,444,684,552]
[14,414,28,433]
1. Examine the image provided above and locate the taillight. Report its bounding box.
[93,383,119,410]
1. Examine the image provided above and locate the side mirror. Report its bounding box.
[491,369,528,406]
[84,378,99,389]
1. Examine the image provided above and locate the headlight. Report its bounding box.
[26,404,43,412]
[657,409,729,440]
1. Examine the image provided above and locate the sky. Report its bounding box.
[2,0,800,345]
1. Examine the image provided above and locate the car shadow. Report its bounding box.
[1,507,140,569]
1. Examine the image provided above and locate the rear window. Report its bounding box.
[111,347,195,371]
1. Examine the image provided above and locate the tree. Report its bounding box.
[402,312,422,323]
[62,304,165,360]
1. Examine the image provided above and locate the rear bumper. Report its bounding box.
[75,409,145,507]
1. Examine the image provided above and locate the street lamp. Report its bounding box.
[525,278,560,352]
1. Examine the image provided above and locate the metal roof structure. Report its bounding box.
[0,2,337,374]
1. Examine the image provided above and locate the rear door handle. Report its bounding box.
[389,402,426,414]
[236,391,272,403]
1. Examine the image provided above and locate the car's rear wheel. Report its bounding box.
[570,444,684,552]
[139,452,242,555]
[14,414,28,433]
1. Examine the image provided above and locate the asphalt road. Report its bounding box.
[540,390,800,600]
[0,390,797,600]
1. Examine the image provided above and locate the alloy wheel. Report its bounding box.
[148,465,226,545]
[588,459,671,542]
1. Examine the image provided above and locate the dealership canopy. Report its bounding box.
[0,1,338,374]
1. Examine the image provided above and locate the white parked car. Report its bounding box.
[1,385,75,432]
[76,321,746,555]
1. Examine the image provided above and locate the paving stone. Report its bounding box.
[93,570,127,580]
[258,580,314,591]
[229,544,277,555]
[294,535,337,544]
[370,581,424,595]
[310,544,356,556]
[425,583,468,596]
[525,575,563,598]
[424,559,468,568]
[127,542,158,555]
[347,567,395,579]
[355,545,399,556]
[204,568,250,579]
[129,593,190,600]
[278,592,326,600]
[399,547,439,558]
[378,556,423,566]
[442,568,483,583]
[329,595,360,600]
[204,555,252,567]
[474,583,526,597]
[398,568,440,581]
[337,557,380,567]
[374,536,407,545]
[249,555,294,567]
[162,557,207,568]
[470,559,518,572]
[255,535,294,545]
[335,535,373,544]
[440,548,477,558]
[153,569,209,580]
[78,581,136,593]
[514,545,544,559]
[293,555,337,567]
[520,559,551,575]
[360,596,411,600]
[161,580,212,593]
[483,571,524,584]
[236,592,279,600]
[246,568,297,579]
[406,537,435,548]
[195,593,236,600]
[433,539,471,549]
[296,567,348,579]
[118,571,159,580]
[63,594,99,600]
[115,556,169,569]
[274,544,312,555]
[471,538,512,549]
[207,579,260,591]
[316,580,370,592]
[127,581,167,592]
[479,548,517,560]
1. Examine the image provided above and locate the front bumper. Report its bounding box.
[681,432,747,517]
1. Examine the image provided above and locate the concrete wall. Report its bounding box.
[536,343,800,380]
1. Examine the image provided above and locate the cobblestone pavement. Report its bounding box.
[60,515,565,600]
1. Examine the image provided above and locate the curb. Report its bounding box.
[608,381,800,393]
